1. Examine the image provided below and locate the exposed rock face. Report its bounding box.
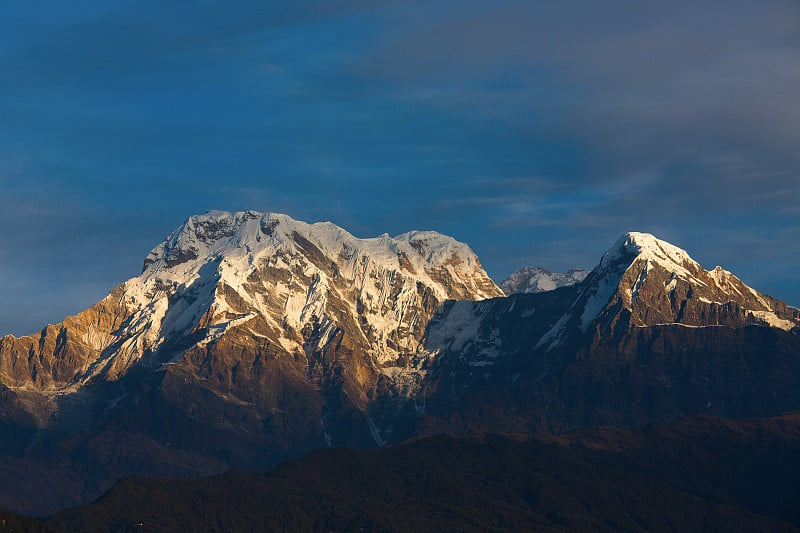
[588,232,798,333]
[500,266,588,295]
[0,211,505,514]
[528,232,800,351]
[0,286,132,390]
[0,211,500,391]
[413,232,800,436]
[4,211,497,385]
[1,223,799,516]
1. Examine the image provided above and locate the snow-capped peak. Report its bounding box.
[142,211,490,290]
[77,210,504,383]
[500,266,589,295]
[531,231,800,350]
[599,232,702,276]
[143,211,331,273]
[577,231,799,333]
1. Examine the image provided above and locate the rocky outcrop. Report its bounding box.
[0,285,132,390]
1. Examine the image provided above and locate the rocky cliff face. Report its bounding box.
[0,211,502,452]
[0,211,500,391]
[413,231,800,436]
[0,286,132,391]
[587,232,798,333]
[530,232,800,351]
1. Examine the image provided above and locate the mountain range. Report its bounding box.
[0,210,798,517]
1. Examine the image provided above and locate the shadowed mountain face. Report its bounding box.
[47,413,800,533]
[0,214,799,515]
[418,324,800,438]
[411,232,800,437]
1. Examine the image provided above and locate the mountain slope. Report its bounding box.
[0,211,501,435]
[414,231,800,434]
[49,413,800,533]
[534,232,799,351]
[1,222,799,516]
[422,231,799,366]
[0,210,501,391]
[0,211,503,515]
[585,232,798,331]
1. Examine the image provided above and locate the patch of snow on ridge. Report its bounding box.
[749,310,795,331]
[536,311,572,349]
[630,260,649,304]
[746,285,772,310]
[665,277,678,293]
[580,273,619,331]
[422,300,505,363]
[423,301,480,353]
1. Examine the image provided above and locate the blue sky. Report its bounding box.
[1,1,799,335]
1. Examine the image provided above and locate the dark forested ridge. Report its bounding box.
[40,412,800,532]
[0,508,53,532]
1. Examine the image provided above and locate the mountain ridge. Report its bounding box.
[1,213,799,516]
[47,412,800,533]
[534,231,799,350]
[499,266,589,295]
[0,210,502,393]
